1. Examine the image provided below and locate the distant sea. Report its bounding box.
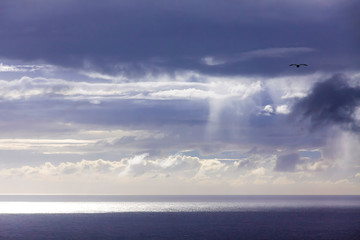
[0,195,359,239]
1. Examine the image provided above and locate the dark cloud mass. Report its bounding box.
[292,74,360,131]
[0,0,358,75]
[275,153,300,172]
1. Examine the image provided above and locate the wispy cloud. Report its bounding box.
[0,63,54,72]
[0,74,263,102]
[202,47,316,66]
[242,47,316,59]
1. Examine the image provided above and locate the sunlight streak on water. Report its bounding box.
[0,196,359,214]
[0,201,277,213]
[0,201,269,214]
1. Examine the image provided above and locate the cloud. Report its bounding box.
[119,153,149,176]
[201,57,226,66]
[195,159,228,180]
[303,160,330,172]
[242,47,315,59]
[274,153,300,172]
[276,105,290,115]
[0,159,126,177]
[262,105,274,116]
[0,72,268,109]
[0,138,95,151]
[0,63,26,72]
[250,167,267,176]
[0,0,356,75]
[0,151,358,194]
[1,72,356,161]
[0,154,214,179]
[0,71,357,173]
[292,74,360,132]
[0,63,54,72]
[119,154,206,178]
[201,47,315,66]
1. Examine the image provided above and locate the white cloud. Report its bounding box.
[80,71,128,82]
[118,154,205,177]
[0,138,96,151]
[150,88,213,100]
[0,152,358,194]
[195,159,227,179]
[158,155,201,172]
[119,153,149,176]
[250,167,267,176]
[201,56,226,66]
[0,154,228,180]
[0,159,126,177]
[0,127,160,155]
[303,161,330,172]
[276,105,290,114]
[0,63,25,72]
[6,71,345,108]
[0,63,54,72]
[0,73,264,102]
[334,179,351,185]
[263,105,274,115]
[281,92,307,99]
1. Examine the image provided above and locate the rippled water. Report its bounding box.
[0,195,359,214]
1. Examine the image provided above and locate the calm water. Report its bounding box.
[0,195,359,239]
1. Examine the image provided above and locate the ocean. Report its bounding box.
[0,195,359,239]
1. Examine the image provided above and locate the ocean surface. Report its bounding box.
[0,195,359,239]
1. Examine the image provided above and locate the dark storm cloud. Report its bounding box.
[0,0,358,76]
[292,74,360,132]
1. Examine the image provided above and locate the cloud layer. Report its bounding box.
[0,0,359,194]
[1,0,358,75]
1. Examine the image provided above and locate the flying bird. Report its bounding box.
[289,64,308,68]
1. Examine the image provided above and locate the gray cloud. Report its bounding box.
[0,0,357,76]
[202,47,316,66]
[274,153,300,172]
[292,74,360,132]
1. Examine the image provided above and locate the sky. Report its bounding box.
[0,0,359,194]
